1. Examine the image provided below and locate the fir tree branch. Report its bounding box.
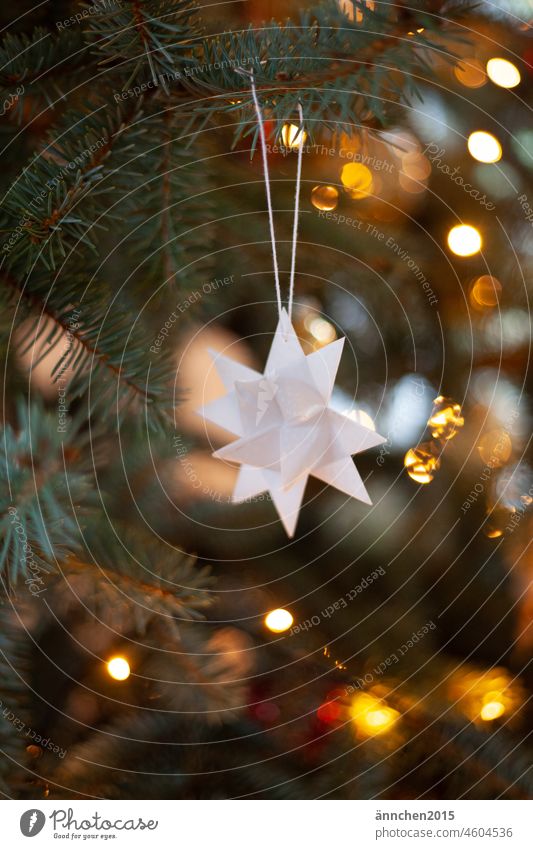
[0,400,96,594]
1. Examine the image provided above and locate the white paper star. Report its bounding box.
[197,310,386,536]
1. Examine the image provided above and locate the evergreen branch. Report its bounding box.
[53,523,215,633]
[86,0,200,90]
[0,399,95,594]
[0,268,176,430]
[0,27,90,123]
[123,105,213,287]
[0,98,145,273]
[183,1,467,144]
[0,608,34,795]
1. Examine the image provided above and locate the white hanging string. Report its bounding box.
[288,102,304,323]
[238,69,304,324]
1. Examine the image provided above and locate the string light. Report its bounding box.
[265,608,293,633]
[480,699,505,721]
[281,123,307,150]
[454,58,486,88]
[106,656,130,681]
[469,275,502,309]
[307,316,337,347]
[486,58,521,89]
[467,131,502,164]
[311,185,339,211]
[350,692,399,736]
[341,163,373,199]
[404,444,440,484]
[447,224,482,257]
[450,667,522,724]
[428,396,464,441]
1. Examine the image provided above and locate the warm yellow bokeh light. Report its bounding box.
[467,131,502,163]
[341,163,373,199]
[311,185,339,211]
[486,58,521,89]
[454,58,487,88]
[470,275,502,309]
[428,396,464,441]
[447,224,482,257]
[404,444,440,484]
[478,429,512,468]
[265,608,294,633]
[107,656,131,681]
[307,316,337,346]
[351,693,399,736]
[281,123,307,150]
[480,700,506,721]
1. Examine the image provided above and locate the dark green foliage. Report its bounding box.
[0,27,89,123]
[0,400,95,593]
[87,0,200,89]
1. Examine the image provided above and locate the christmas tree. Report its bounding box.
[0,0,532,800]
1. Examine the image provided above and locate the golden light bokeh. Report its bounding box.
[404,444,440,484]
[467,131,502,164]
[450,668,522,724]
[351,692,399,737]
[486,57,521,89]
[311,184,339,211]
[341,162,373,199]
[281,123,307,150]
[483,505,515,539]
[469,275,502,309]
[265,608,294,633]
[454,58,487,88]
[480,699,506,721]
[106,656,131,681]
[307,316,337,347]
[428,396,464,441]
[447,224,482,257]
[338,0,375,22]
[478,429,512,468]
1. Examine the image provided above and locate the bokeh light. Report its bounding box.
[486,57,521,88]
[428,396,464,441]
[341,163,373,199]
[404,444,440,484]
[265,608,294,633]
[281,123,307,149]
[447,224,482,256]
[478,429,512,468]
[454,58,487,88]
[470,275,502,309]
[467,131,502,163]
[350,692,399,737]
[106,656,131,681]
[311,184,339,211]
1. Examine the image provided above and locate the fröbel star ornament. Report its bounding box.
[197,310,386,536]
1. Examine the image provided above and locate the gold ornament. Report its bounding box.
[404,443,440,484]
[311,184,339,211]
[428,396,464,441]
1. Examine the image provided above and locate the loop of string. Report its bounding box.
[239,69,304,324]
